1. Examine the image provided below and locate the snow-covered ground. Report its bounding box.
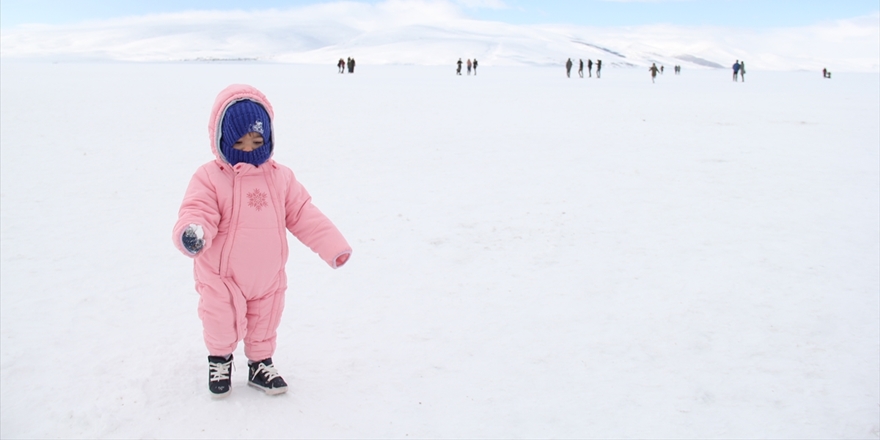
[1,61,878,439]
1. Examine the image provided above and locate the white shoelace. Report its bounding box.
[209,361,232,382]
[252,362,281,382]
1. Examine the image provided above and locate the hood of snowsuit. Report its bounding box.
[208,84,276,164]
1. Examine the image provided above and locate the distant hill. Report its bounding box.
[1,6,877,71]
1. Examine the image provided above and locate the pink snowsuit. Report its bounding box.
[173,84,351,361]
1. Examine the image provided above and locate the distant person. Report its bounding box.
[596,59,602,78]
[823,68,832,79]
[337,58,345,74]
[346,57,352,73]
[456,58,463,75]
[740,61,745,82]
[578,59,584,78]
[350,58,356,73]
[473,58,478,75]
[649,63,660,83]
[467,59,472,75]
[732,60,741,81]
[587,59,593,77]
[173,84,352,398]
[660,65,664,74]
[566,58,573,78]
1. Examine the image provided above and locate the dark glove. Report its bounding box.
[182,224,205,254]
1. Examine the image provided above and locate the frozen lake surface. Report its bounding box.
[1,61,878,438]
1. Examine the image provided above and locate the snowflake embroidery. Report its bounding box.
[249,120,264,134]
[247,188,269,211]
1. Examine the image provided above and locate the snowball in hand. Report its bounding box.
[182,224,205,254]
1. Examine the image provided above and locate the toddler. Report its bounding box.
[173,84,351,398]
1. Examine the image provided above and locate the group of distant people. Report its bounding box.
[566,58,602,78]
[332,56,833,83]
[732,60,746,82]
[337,57,356,74]
[648,60,748,83]
[646,64,681,82]
[456,58,478,75]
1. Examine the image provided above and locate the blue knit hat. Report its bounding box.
[219,100,272,166]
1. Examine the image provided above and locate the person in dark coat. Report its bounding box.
[578,59,584,78]
[739,60,745,82]
[337,58,345,74]
[587,59,593,77]
[456,58,463,75]
[596,59,602,78]
[649,63,659,83]
[732,60,741,81]
[473,59,478,75]
[565,58,573,78]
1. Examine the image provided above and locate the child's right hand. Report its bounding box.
[182,224,205,255]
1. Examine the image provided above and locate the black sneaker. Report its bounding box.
[247,358,288,395]
[207,355,233,398]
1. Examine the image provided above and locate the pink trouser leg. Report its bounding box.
[243,288,286,362]
[197,282,239,357]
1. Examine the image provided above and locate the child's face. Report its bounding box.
[232,132,265,152]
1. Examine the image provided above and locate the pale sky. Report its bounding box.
[1,0,878,29]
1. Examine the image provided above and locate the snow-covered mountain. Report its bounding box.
[1,1,878,71]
